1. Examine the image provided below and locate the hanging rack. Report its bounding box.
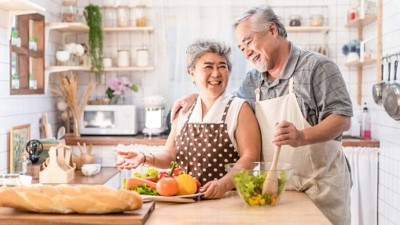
[382,51,400,61]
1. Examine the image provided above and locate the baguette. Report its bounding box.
[0,184,142,214]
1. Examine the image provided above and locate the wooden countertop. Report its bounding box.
[0,191,327,225]
[65,135,379,148]
[146,191,331,225]
[32,167,120,185]
[65,134,167,146]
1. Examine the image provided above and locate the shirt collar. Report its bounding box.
[260,42,301,86]
[280,42,301,81]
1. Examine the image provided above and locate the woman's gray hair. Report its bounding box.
[233,5,287,38]
[186,39,232,73]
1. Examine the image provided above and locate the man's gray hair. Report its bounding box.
[186,39,232,74]
[233,5,287,38]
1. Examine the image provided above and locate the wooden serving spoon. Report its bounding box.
[262,145,281,195]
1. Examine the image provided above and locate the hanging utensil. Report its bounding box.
[383,60,400,120]
[372,62,386,105]
[262,145,281,195]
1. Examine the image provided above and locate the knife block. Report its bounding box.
[39,144,74,184]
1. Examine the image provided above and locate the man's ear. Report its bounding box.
[269,23,278,36]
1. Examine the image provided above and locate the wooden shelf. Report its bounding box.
[46,22,154,33]
[286,26,330,33]
[103,26,154,32]
[46,22,89,33]
[0,0,45,12]
[45,66,155,74]
[345,58,377,67]
[345,15,377,28]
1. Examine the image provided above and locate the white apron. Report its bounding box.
[255,77,351,225]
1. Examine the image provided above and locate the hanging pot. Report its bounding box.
[372,62,386,105]
[383,60,400,120]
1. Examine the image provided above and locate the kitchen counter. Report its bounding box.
[65,134,167,146]
[146,191,331,225]
[0,191,328,225]
[65,135,379,148]
[32,167,120,185]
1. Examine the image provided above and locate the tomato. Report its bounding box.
[156,177,179,196]
[158,171,170,180]
[172,168,181,177]
[175,174,197,195]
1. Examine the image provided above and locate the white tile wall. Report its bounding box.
[377,0,400,224]
[1,1,400,224]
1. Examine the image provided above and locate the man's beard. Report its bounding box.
[254,59,268,73]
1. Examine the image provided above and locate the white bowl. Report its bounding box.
[56,50,70,62]
[81,164,101,176]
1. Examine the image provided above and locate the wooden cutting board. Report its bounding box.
[0,201,155,225]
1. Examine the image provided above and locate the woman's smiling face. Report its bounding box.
[190,52,229,99]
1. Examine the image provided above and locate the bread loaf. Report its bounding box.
[0,184,142,214]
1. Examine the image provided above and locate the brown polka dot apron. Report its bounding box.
[175,97,239,185]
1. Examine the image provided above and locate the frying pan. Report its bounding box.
[372,62,386,105]
[383,60,400,120]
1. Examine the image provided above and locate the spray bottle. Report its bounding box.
[361,102,371,140]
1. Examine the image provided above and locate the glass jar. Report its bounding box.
[135,5,148,27]
[117,6,130,27]
[103,6,116,27]
[61,0,78,22]
[136,47,149,67]
[289,15,302,27]
[117,50,130,67]
[310,14,324,26]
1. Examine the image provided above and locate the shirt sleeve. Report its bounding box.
[233,69,260,110]
[311,59,353,121]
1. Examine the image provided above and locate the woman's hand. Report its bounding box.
[114,150,144,170]
[200,180,228,199]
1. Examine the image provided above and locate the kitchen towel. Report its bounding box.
[344,147,379,225]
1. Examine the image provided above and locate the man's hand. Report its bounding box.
[272,121,305,147]
[170,93,198,119]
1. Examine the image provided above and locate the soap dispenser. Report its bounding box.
[361,102,371,140]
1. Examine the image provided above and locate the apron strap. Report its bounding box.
[220,96,235,123]
[183,100,197,125]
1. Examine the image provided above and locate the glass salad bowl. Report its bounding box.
[225,162,293,206]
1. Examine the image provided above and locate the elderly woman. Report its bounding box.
[115,40,261,199]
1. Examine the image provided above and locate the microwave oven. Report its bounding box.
[80,105,139,135]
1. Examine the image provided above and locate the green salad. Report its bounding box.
[233,169,287,206]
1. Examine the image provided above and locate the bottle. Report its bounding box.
[361,102,371,140]
[21,153,32,175]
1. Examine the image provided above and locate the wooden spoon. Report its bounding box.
[262,145,281,195]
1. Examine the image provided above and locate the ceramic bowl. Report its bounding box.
[225,162,292,206]
[81,164,101,176]
[56,50,70,62]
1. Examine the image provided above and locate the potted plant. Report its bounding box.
[106,77,138,105]
[29,73,37,89]
[11,74,19,89]
[29,36,37,51]
[11,28,21,47]
[84,4,104,83]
